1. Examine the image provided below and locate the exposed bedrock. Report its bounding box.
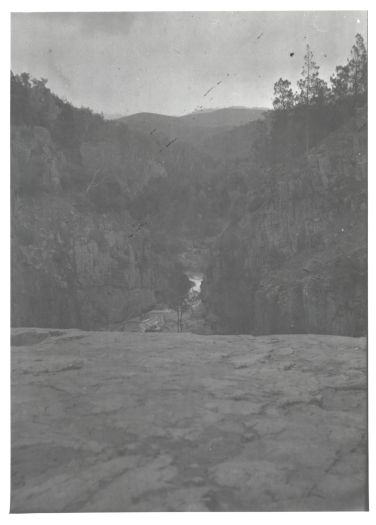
[11,329,367,512]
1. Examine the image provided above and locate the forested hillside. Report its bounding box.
[202,35,367,336]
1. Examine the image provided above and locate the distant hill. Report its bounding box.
[117,107,267,147]
[180,106,268,128]
[117,112,180,138]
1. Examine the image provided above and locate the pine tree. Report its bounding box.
[297,45,320,105]
[330,64,350,101]
[348,33,367,97]
[297,45,329,105]
[329,34,367,102]
[313,77,330,105]
[272,78,295,110]
[296,45,330,152]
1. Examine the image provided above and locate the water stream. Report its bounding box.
[186,272,203,294]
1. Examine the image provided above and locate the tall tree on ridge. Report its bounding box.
[297,44,328,152]
[297,44,328,105]
[348,33,367,98]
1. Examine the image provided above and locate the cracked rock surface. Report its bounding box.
[11,329,367,512]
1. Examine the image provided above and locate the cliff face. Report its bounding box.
[203,110,367,336]
[11,126,174,329]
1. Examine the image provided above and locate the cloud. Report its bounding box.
[11,11,367,116]
[12,12,137,36]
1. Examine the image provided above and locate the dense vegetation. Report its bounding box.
[202,34,367,335]
[270,34,367,161]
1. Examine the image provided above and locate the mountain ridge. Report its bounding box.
[116,106,267,147]
[119,105,268,122]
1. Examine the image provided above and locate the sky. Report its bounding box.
[11,11,367,117]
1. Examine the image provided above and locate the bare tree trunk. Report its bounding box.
[305,54,310,154]
[176,306,183,332]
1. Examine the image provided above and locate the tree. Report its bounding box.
[29,77,60,128]
[296,45,329,152]
[272,78,295,110]
[297,45,319,104]
[20,72,31,88]
[313,78,330,106]
[297,45,329,106]
[330,64,350,101]
[348,33,367,98]
[329,33,367,103]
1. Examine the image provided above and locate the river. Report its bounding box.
[186,272,203,293]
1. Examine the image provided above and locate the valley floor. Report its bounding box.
[11,329,367,512]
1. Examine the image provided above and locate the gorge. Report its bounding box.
[11,47,367,337]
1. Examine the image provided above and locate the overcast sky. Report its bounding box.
[11,11,367,117]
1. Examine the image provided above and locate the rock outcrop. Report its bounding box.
[203,111,367,336]
[11,126,177,329]
[11,329,367,511]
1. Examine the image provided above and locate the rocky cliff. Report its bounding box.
[203,109,367,336]
[11,125,178,329]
